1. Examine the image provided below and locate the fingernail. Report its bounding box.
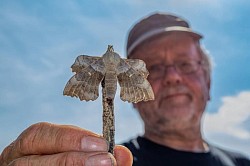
[81,136,108,151]
[86,154,113,166]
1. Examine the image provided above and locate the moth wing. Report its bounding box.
[71,55,105,74]
[64,55,105,101]
[117,59,154,103]
[123,59,149,77]
[63,66,104,101]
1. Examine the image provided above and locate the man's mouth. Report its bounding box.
[165,93,187,99]
[164,93,187,100]
[160,93,191,106]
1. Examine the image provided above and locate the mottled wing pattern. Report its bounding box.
[125,59,149,77]
[117,59,154,103]
[63,55,105,101]
[71,55,105,73]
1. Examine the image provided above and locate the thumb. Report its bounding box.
[114,145,133,166]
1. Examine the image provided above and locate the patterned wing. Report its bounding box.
[71,55,105,73]
[117,59,154,103]
[117,59,149,76]
[63,55,105,101]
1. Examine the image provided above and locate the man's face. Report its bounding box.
[132,33,210,132]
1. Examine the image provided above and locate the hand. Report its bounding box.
[0,122,133,166]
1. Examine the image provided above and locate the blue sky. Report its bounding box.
[1,0,250,157]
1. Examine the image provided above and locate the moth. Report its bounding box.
[63,45,154,103]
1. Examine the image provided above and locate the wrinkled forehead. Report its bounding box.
[131,32,200,62]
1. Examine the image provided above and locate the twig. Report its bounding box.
[101,79,115,154]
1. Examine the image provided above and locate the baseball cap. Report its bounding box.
[126,12,203,56]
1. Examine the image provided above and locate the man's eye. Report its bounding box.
[178,62,194,72]
[149,65,164,72]
[179,62,191,67]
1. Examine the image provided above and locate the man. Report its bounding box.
[122,12,250,166]
[0,12,249,166]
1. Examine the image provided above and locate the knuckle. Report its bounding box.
[26,122,52,134]
[16,136,30,155]
[0,141,15,163]
[15,122,52,154]
[1,123,54,166]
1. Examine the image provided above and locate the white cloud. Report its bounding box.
[204,91,250,139]
[204,91,250,156]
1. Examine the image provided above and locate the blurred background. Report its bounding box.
[1,0,250,157]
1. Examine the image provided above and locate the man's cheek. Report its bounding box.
[136,99,156,112]
[151,82,161,96]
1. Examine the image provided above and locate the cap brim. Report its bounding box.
[127,26,202,56]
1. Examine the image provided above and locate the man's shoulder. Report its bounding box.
[208,144,250,166]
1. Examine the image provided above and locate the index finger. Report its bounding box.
[1,122,108,164]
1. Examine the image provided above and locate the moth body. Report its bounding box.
[104,71,117,99]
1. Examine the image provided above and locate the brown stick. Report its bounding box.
[101,79,115,154]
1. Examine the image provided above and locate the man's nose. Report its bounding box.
[162,66,182,86]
